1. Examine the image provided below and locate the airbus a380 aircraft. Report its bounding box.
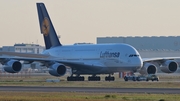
[0,3,179,81]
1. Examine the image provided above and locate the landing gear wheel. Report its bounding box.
[88,76,101,81]
[105,74,115,81]
[67,76,84,81]
[105,76,115,81]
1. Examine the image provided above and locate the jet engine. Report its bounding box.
[3,60,22,73]
[49,63,66,76]
[139,63,157,75]
[160,60,178,73]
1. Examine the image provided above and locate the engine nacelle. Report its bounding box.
[49,63,66,77]
[160,60,178,73]
[3,60,22,73]
[139,63,157,75]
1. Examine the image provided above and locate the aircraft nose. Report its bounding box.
[134,57,143,69]
[138,58,143,69]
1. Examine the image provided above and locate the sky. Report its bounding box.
[0,0,180,47]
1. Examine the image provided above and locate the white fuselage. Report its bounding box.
[43,43,143,74]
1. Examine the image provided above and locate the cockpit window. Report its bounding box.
[129,54,139,57]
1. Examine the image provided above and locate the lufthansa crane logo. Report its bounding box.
[41,18,50,36]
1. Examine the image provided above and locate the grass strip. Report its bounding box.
[0,92,179,101]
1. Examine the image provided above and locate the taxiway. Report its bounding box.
[0,86,180,94]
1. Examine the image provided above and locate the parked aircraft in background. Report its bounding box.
[0,3,179,81]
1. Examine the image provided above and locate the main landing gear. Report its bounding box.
[67,74,85,81]
[67,74,115,81]
[105,74,115,81]
[88,75,101,81]
[67,76,84,81]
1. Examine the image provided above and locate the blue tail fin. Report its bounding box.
[36,3,62,49]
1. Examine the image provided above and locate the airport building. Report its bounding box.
[0,43,45,54]
[0,43,45,72]
[97,36,180,58]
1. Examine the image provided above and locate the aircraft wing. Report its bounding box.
[141,56,180,74]
[0,51,180,65]
[0,52,104,69]
[142,57,180,62]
